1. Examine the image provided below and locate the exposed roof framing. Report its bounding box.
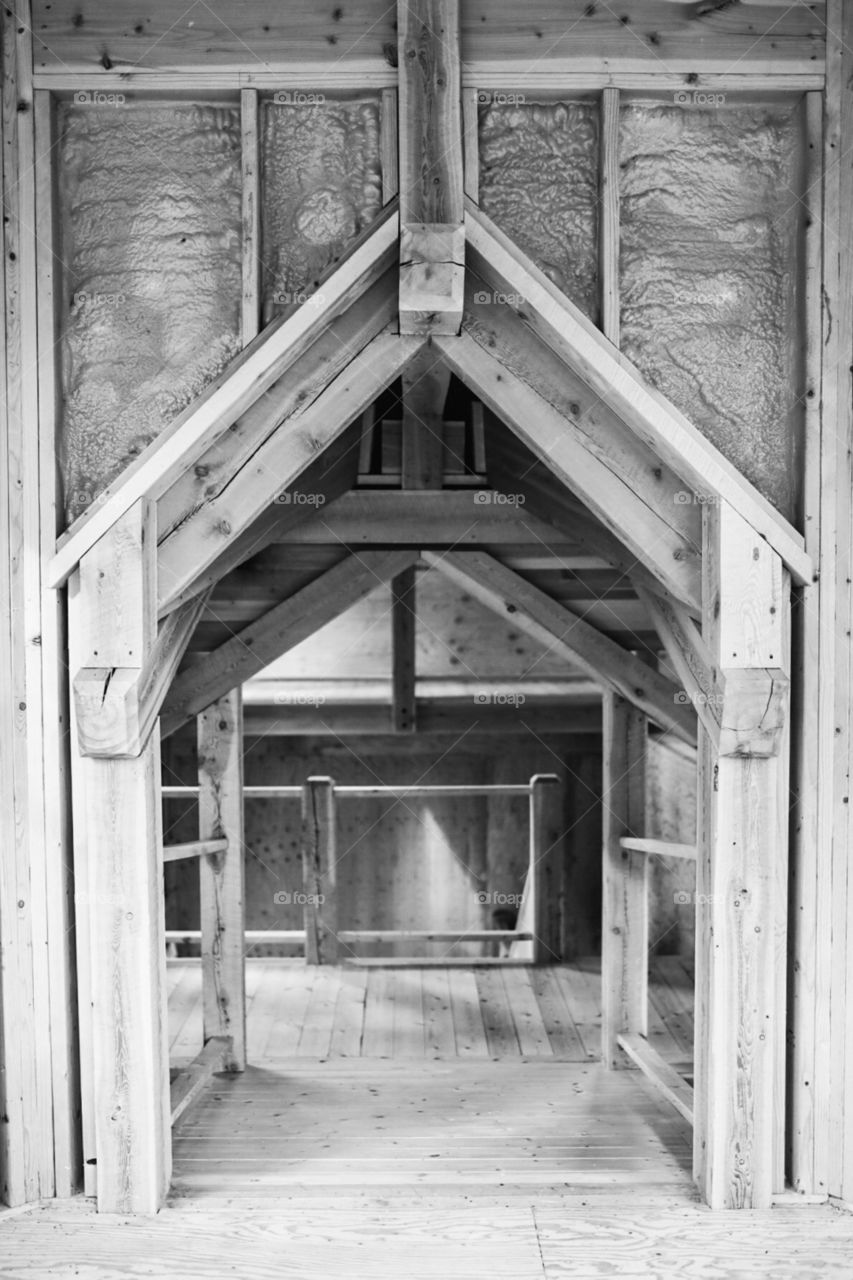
[422,550,695,745]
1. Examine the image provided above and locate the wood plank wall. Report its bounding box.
[0,0,78,1206]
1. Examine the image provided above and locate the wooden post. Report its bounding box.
[70,500,170,1213]
[301,777,338,965]
[392,567,417,732]
[240,89,260,344]
[601,696,648,1068]
[695,500,789,1209]
[599,86,620,345]
[397,0,464,335]
[529,774,562,963]
[198,690,246,1071]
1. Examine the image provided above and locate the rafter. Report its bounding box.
[433,324,702,614]
[465,200,813,587]
[422,550,696,744]
[157,331,427,615]
[48,202,399,588]
[484,422,697,615]
[161,549,420,738]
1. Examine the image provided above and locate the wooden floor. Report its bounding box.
[168,955,695,1069]
[4,1193,853,1277]
[4,958,851,1278]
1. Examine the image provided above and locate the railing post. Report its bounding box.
[302,776,338,964]
[601,695,648,1068]
[529,773,562,963]
[198,689,246,1071]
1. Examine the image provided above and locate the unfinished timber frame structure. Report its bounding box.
[1,0,851,1218]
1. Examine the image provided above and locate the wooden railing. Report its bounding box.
[163,771,560,967]
[601,695,695,1125]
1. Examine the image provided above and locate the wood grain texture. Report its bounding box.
[198,692,246,1071]
[31,0,825,75]
[422,550,695,743]
[601,697,648,1069]
[162,550,419,735]
[398,0,462,226]
[0,6,60,1204]
[71,501,170,1213]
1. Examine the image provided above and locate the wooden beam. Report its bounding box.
[462,87,479,202]
[74,589,210,757]
[530,774,562,963]
[422,550,695,744]
[198,691,246,1072]
[601,696,648,1068]
[33,85,80,1199]
[635,584,723,750]
[169,1038,230,1126]
[433,327,702,614]
[157,331,425,612]
[156,269,396,548]
[465,201,813,587]
[694,499,790,1209]
[617,1033,694,1125]
[485,435,687,613]
[162,550,420,737]
[620,838,697,862]
[240,89,260,344]
[0,0,58,1205]
[599,87,619,345]
[380,88,398,204]
[30,2,825,78]
[401,345,451,488]
[271,488,574,547]
[398,0,464,334]
[162,840,227,864]
[301,777,338,965]
[392,567,417,732]
[69,501,170,1214]
[48,203,399,588]
[789,2,852,1202]
[242,701,603,738]
[163,422,361,618]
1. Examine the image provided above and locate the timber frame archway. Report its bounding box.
[7,0,840,1222]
